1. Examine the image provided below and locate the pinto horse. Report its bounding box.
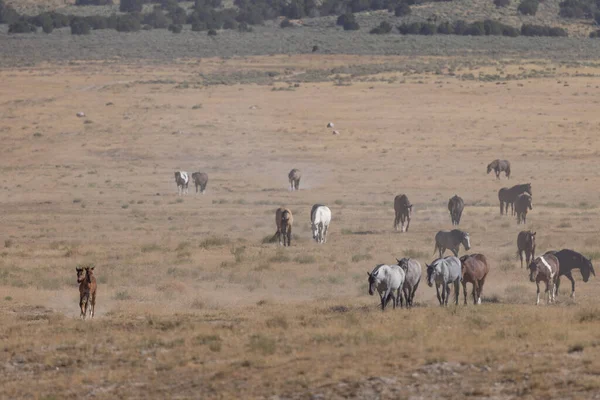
[528,254,559,305]
[460,254,489,305]
[76,265,97,319]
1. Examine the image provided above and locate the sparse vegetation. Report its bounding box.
[200,236,231,248]
[351,253,372,262]
[294,254,316,264]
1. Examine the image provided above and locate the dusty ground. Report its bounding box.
[1,55,600,398]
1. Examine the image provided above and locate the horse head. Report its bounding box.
[85,266,95,283]
[426,263,437,287]
[396,258,409,271]
[367,270,378,295]
[580,258,594,282]
[462,232,471,251]
[486,163,492,174]
[76,267,85,283]
[526,183,532,196]
[528,260,538,282]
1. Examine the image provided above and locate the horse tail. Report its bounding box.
[590,262,596,277]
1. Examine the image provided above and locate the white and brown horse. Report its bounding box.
[528,254,559,305]
[174,171,189,195]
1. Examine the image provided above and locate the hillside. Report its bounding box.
[4,0,599,37]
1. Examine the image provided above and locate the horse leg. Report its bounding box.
[91,291,96,318]
[287,226,292,247]
[435,284,442,306]
[451,247,458,257]
[323,224,328,243]
[478,278,485,305]
[472,281,479,305]
[536,282,540,305]
[462,281,467,305]
[567,272,576,298]
[379,292,386,311]
[519,251,523,269]
[406,214,410,232]
[80,296,85,319]
[500,201,504,215]
[397,288,403,309]
[545,281,551,304]
[454,281,460,305]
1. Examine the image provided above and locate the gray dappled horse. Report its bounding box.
[426,256,462,306]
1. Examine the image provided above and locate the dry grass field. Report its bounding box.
[2,55,600,398]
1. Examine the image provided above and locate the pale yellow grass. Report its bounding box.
[1,55,600,398]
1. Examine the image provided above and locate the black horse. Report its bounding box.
[546,249,595,298]
[498,183,532,215]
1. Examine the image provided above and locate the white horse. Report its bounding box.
[310,204,331,244]
[367,264,406,311]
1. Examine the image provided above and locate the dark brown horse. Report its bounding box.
[487,159,511,179]
[76,265,97,319]
[460,254,489,305]
[515,193,532,224]
[528,254,559,305]
[517,230,536,268]
[191,172,208,194]
[393,194,412,232]
[498,183,532,215]
[447,195,464,226]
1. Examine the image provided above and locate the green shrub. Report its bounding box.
[168,23,182,33]
[336,13,352,26]
[116,14,141,32]
[521,24,567,36]
[394,2,411,16]
[120,0,143,13]
[465,21,485,35]
[518,0,539,15]
[370,21,392,34]
[143,8,171,29]
[168,6,187,25]
[436,21,453,34]
[0,2,19,24]
[9,20,37,33]
[76,0,113,4]
[42,21,53,33]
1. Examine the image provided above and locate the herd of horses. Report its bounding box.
[73,158,593,319]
